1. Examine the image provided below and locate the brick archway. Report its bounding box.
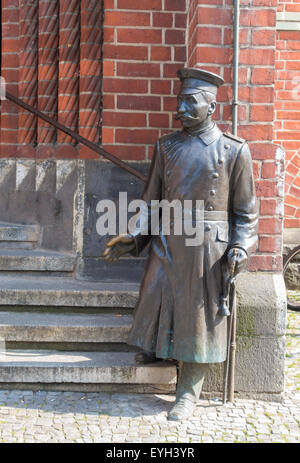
[285,150,300,229]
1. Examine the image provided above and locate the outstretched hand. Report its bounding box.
[103,234,136,262]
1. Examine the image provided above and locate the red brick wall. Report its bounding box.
[0,0,103,159]
[188,0,277,141]
[188,0,234,133]
[187,0,283,271]
[275,1,300,229]
[1,0,19,157]
[102,0,188,161]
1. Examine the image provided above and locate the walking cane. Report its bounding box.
[222,248,238,404]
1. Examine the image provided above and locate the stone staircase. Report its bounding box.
[0,221,40,249]
[0,249,76,276]
[0,221,76,277]
[0,222,177,393]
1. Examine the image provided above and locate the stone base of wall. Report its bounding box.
[0,159,78,252]
[203,272,287,401]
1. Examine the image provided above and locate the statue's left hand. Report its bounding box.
[227,247,248,275]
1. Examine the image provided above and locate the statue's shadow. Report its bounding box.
[0,390,223,420]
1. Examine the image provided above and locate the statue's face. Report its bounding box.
[176,91,216,129]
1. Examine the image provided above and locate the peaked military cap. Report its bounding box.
[177,67,224,96]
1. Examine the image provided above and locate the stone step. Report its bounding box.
[0,249,76,272]
[0,350,177,392]
[0,312,132,343]
[0,275,139,308]
[0,222,40,244]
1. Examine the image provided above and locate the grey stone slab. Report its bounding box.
[76,257,146,283]
[77,160,150,282]
[0,222,40,243]
[0,241,36,250]
[16,160,36,192]
[0,275,139,307]
[0,312,132,343]
[83,160,148,258]
[35,161,56,193]
[236,335,285,393]
[201,273,287,396]
[0,160,77,252]
[0,350,177,385]
[0,160,16,193]
[203,335,285,394]
[0,250,76,272]
[236,272,287,336]
[0,383,175,393]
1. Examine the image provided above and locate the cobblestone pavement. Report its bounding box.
[0,311,299,443]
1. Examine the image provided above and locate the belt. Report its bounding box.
[204,211,228,221]
[178,210,228,221]
[168,211,228,223]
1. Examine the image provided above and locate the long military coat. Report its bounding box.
[127,123,258,363]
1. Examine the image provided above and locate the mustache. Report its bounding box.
[174,113,199,121]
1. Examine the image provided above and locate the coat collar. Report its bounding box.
[183,123,221,145]
[197,123,222,145]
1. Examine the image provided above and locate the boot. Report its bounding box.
[167,393,197,421]
[168,362,208,421]
[134,350,160,364]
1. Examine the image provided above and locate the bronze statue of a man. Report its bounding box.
[104,68,258,420]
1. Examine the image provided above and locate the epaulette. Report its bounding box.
[223,132,245,144]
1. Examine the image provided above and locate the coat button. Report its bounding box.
[212,172,219,179]
[225,144,230,149]
[205,225,211,231]
[207,206,214,211]
[218,158,224,164]
[210,190,216,196]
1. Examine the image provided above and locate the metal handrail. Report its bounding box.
[4,91,147,183]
